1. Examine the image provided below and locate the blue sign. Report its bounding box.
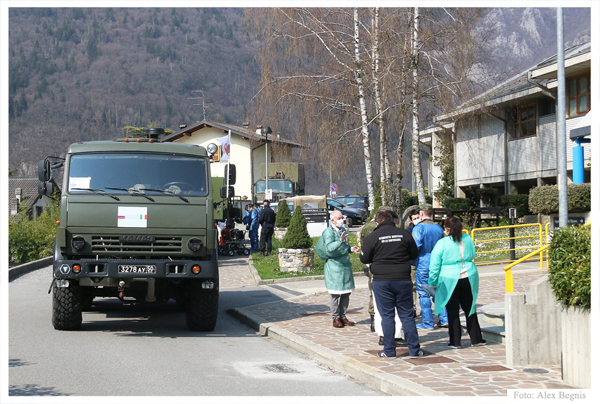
[331,183,337,192]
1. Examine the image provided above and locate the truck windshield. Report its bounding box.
[255,179,293,193]
[68,153,209,196]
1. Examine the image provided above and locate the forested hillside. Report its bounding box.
[7,7,590,195]
[8,8,261,176]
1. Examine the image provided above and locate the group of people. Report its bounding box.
[320,204,486,359]
[243,200,276,256]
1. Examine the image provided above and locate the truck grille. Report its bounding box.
[91,236,182,253]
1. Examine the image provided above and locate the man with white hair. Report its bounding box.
[317,210,360,328]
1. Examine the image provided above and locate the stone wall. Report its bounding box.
[278,248,315,273]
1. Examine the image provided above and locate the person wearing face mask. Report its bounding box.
[318,210,360,328]
[428,217,486,349]
[412,204,449,330]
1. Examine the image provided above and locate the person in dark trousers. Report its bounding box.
[360,211,423,359]
[428,217,486,349]
[258,200,276,256]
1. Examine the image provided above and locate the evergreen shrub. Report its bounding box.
[9,205,59,264]
[548,225,591,308]
[274,200,291,228]
[498,194,531,219]
[443,197,474,211]
[281,206,312,249]
[529,183,591,215]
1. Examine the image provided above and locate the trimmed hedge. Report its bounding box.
[529,183,591,215]
[548,225,591,308]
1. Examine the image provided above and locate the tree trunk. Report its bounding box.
[354,8,375,209]
[372,8,387,205]
[412,7,426,205]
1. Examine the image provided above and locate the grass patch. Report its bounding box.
[251,233,364,280]
[472,225,545,263]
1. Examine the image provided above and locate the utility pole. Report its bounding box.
[556,8,568,228]
[187,90,208,121]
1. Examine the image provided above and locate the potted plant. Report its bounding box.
[278,206,314,273]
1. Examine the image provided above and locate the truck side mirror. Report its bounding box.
[220,186,234,199]
[38,159,51,182]
[38,181,54,196]
[224,164,236,185]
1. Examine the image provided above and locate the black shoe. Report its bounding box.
[370,315,375,332]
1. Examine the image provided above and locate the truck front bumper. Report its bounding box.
[53,257,218,280]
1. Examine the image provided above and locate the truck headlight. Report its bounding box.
[71,236,86,250]
[188,238,203,252]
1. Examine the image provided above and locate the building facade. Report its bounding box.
[422,42,592,206]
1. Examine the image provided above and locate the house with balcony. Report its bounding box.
[421,41,591,207]
[162,120,303,201]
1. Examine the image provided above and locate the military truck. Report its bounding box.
[38,128,230,332]
[253,162,305,209]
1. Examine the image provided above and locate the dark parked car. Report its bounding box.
[334,195,370,213]
[327,198,367,228]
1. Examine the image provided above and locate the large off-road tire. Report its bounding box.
[185,280,219,332]
[52,281,83,330]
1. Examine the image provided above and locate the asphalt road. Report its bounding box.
[8,266,382,398]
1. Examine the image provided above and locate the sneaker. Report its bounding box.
[409,349,425,358]
[376,350,396,358]
[472,340,487,347]
[416,323,434,330]
[447,343,461,349]
[437,322,449,328]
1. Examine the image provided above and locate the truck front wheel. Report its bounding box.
[185,280,219,331]
[52,281,83,330]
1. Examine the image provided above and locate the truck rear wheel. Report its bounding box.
[186,280,219,331]
[52,281,83,330]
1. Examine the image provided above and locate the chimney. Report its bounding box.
[243,122,249,128]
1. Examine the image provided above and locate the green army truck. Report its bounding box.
[253,162,305,210]
[38,128,230,331]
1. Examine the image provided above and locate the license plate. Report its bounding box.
[118,265,157,274]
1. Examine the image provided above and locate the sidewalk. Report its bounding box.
[226,256,574,396]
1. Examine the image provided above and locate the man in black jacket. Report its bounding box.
[258,200,276,256]
[360,210,423,358]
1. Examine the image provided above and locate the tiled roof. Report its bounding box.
[8,177,60,215]
[163,119,304,148]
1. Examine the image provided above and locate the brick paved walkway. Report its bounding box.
[223,256,573,396]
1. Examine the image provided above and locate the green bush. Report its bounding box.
[548,225,591,308]
[443,197,474,211]
[475,187,498,206]
[281,206,312,249]
[274,199,291,228]
[399,188,433,213]
[9,206,59,264]
[498,194,531,219]
[529,183,591,215]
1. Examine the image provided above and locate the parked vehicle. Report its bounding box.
[37,128,224,332]
[327,198,366,228]
[334,195,370,213]
[253,163,305,211]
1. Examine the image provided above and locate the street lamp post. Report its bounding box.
[256,125,272,202]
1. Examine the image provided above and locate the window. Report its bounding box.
[512,103,536,139]
[539,98,556,117]
[567,74,590,117]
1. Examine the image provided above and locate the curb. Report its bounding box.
[9,257,52,281]
[227,306,442,396]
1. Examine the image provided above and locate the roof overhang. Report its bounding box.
[530,53,591,80]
